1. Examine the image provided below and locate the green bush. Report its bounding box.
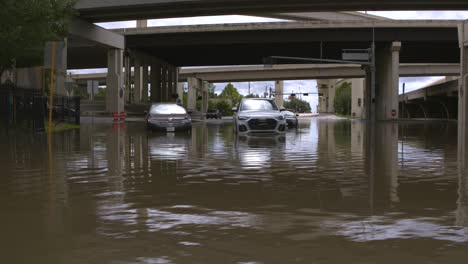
[334,82,352,116]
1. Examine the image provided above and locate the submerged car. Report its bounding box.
[146,103,192,132]
[233,98,286,134]
[206,109,222,119]
[281,110,298,128]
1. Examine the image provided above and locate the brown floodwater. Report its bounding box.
[1,117,467,263]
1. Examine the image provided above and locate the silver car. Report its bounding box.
[233,98,287,134]
[281,110,298,128]
[146,103,192,132]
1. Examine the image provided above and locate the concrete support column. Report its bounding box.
[202,81,209,113]
[150,62,161,102]
[106,49,124,113]
[275,80,284,108]
[134,59,143,103]
[168,66,175,100]
[317,79,337,113]
[124,53,131,104]
[351,78,365,118]
[55,39,68,96]
[376,42,401,120]
[161,65,168,102]
[457,21,468,226]
[142,65,149,103]
[177,83,184,105]
[187,77,201,111]
[327,80,336,113]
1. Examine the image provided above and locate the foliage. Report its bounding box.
[94,88,107,101]
[245,94,260,98]
[0,0,76,81]
[215,100,233,116]
[219,83,243,107]
[284,97,311,113]
[334,82,352,116]
[207,83,217,98]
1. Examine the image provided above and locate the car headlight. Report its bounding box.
[277,115,285,120]
[238,116,248,120]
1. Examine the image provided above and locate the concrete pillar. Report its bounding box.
[168,66,175,101]
[134,59,143,103]
[150,62,161,102]
[275,80,284,108]
[124,54,131,104]
[55,39,68,96]
[376,42,401,120]
[161,65,168,102]
[106,49,124,113]
[177,83,184,104]
[327,80,336,113]
[351,78,365,118]
[142,65,149,103]
[87,80,99,101]
[317,79,336,113]
[187,77,201,111]
[202,81,209,113]
[457,21,468,226]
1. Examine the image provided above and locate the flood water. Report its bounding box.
[1,117,468,263]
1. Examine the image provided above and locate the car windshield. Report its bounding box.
[240,99,278,111]
[150,104,187,115]
[282,111,295,116]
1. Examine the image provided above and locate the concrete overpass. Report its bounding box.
[70,63,460,84]
[74,0,468,22]
[68,20,459,69]
[399,78,459,119]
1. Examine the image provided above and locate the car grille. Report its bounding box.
[248,118,277,130]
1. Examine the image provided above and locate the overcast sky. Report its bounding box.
[87,11,468,112]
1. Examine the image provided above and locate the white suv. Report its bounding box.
[233,98,287,134]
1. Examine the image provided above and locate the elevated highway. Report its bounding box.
[74,0,468,22]
[70,63,459,84]
[68,20,459,69]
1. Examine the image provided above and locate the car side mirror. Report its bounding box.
[296,114,299,117]
[232,107,237,112]
[144,111,148,115]
[187,110,193,114]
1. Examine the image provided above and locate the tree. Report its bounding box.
[284,97,311,113]
[334,82,352,116]
[0,0,76,82]
[219,83,243,106]
[207,83,217,98]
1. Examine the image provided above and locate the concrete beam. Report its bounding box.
[74,0,468,22]
[260,11,390,22]
[69,18,125,49]
[70,63,461,85]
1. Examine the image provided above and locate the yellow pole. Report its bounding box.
[48,42,56,132]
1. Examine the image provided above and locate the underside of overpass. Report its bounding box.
[74,0,468,22]
[68,23,459,69]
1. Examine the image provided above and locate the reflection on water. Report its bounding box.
[1,117,468,263]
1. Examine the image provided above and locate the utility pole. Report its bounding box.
[248,82,251,95]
